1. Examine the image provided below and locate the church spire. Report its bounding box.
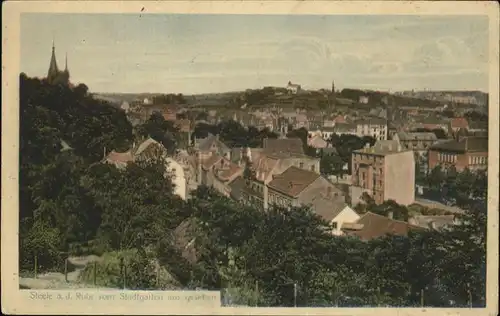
[64,52,68,71]
[47,41,59,82]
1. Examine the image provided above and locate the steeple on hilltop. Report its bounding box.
[65,52,68,71]
[47,41,59,81]
[46,41,70,86]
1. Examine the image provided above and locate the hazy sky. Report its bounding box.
[21,14,489,94]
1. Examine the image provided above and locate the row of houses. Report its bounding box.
[118,107,488,211]
[190,134,462,242]
[169,133,464,265]
[307,117,389,144]
[96,131,465,269]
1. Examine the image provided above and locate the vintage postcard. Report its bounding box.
[2,1,499,315]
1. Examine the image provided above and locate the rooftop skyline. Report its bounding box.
[21,14,489,94]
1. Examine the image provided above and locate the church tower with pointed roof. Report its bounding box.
[47,41,70,86]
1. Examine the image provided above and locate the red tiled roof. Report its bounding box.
[450,117,469,129]
[309,199,350,222]
[253,155,280,181]
[201,154,223,170]
[333,115,346,123]
[268,166,320,197]
[344,212,423,241]
[430,136,488,153]
[214,159,244,182]
[163,113,176,121]
[307,135,328,148]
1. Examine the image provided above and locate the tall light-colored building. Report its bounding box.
[165,157,187,200]
[355,118,388,140]
[350,140,415,206]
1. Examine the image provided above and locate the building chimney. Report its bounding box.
[387,211,394,219]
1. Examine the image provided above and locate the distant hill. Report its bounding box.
[96,87,486,111]
[93,93,162,103]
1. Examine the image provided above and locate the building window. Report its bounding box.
[332,222,338,229]
[311,165,316,172]
[299,162,304,169]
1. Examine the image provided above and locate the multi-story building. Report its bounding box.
[392,132,438,155]
[449,117,469,133]
[444,94,479,105]
[165,157,188,200]
[239,138,321,210]
[294,113,309,130]
[355,118,388,140]
[350,140,415,205]
[428,136,488,172]
[194,133,232,184]
[267,166,345,209]
[199,155,244,197]
[162,105,178,121]
[416,118,450,134]
[333,123,357,136]
[393,132,438,174]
